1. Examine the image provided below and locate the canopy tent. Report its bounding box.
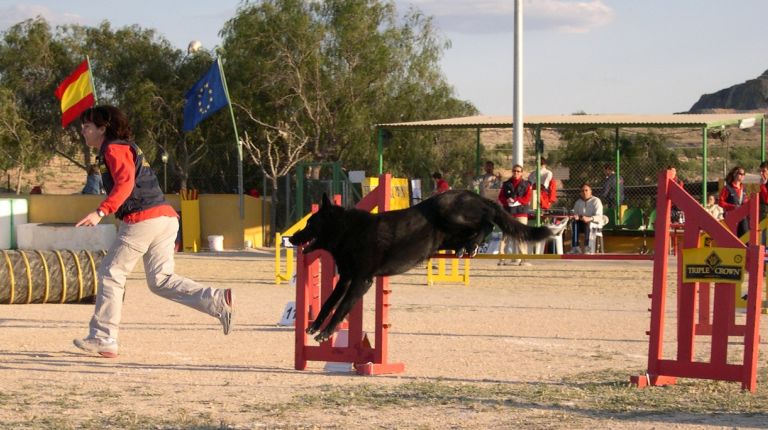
[374,113,767,222]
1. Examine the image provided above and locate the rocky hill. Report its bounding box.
[689,70,768,113]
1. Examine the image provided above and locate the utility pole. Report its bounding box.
[513,0,524,167]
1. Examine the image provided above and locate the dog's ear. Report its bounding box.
[321,193,331,208]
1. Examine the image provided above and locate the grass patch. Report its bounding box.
[290,367,768,419]
[4,368,768,428]
[2,411,236,430]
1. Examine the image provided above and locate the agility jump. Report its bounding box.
[293,174,403,375]
[632,170,763,392]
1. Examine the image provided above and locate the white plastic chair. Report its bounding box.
[587,215,609,254]
[533,220,569,255]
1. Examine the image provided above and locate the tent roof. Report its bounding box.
[375,113,765,130]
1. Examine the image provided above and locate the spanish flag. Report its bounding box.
[54,59,95,127]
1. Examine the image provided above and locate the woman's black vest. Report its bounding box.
[500,179,530,215]
[760,184,768,220]
[99,140,165,220]
[723,183,743,208]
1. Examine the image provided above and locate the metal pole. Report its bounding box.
[86,55,99,105]
[702,126,708,206]
[535,127,542,225]
[216,58,245,219]
[761,117,766,163]
[475,128,481,176]
[512,0,524,167]
[377,128,384,174]
[614,128,621,224]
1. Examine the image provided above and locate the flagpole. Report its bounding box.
[216,57,244,219]
[85,55,98,105]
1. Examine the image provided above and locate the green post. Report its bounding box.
[475,128,482,176]
[296,162,305,218]
[332,162,340,197]
[761,117,766,163]
[377,128,384,175]
[702,126,708,206]
[614,128,621,225]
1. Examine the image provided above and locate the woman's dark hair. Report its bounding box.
[79,105,133,141]
[725,165,744,184]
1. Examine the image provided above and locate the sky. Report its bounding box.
[1,0,767,116]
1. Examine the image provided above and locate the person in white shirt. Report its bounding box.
[705,194,724,220]
[528,157,556,210]
[474,160,501,200]
[568,183,603,254]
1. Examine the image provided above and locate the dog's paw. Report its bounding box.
[314,331,331,343]
[456,248,465,258]
[469,244,479,258]
[306,325,318,335]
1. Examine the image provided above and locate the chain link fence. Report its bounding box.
[258,124,765,246]
[470,126,765,229]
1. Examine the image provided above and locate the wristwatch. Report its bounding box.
[96,209,106,217]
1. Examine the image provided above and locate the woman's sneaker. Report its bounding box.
[217,289,234,335]
[73,337,118,358]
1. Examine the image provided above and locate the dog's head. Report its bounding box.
[289,194,344,254]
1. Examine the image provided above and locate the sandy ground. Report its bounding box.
[1,251,766,429]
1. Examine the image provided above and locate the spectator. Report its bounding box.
[30,185,43,194]
[431,172,450,196]
[667,165,684,223]
[474,161,501,200]
[705,194,724,221]
[497,164,532,266]
[528,157,557,210]
[568,183,603,254]
[719,165,748,237]
[600,163,624,219]
[81,164,105,195]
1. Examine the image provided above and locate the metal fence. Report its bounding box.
[474,127,765,229]
[263,126,765,241]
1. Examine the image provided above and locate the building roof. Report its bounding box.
[376,113,765,130]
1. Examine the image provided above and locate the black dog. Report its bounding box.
[289,190,551,342]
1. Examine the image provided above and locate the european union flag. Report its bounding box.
[183,59,229,132]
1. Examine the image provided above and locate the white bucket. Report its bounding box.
[208,235,224,251]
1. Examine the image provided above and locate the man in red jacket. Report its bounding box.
[431,171,450,196]
[72,105,234,358]
[528,157,557,210]
[498,164,532,266]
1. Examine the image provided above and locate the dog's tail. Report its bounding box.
[485,199,552,242]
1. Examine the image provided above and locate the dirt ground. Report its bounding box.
[1,251,767,429]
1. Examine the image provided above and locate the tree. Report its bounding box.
[220,0,476,193]
[0,19,63,192]
[0,3,478,197]
[0,87,49,193]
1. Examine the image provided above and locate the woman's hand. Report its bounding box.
[76,211,103,227]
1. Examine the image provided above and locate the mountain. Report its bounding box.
[689,70,768,113]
